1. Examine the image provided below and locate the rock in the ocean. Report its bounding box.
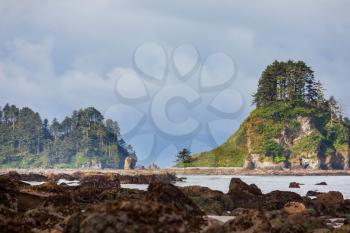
[79,174,120,190]
[289,182,301,188]
[315,182,327,186]
[228,178,262,195]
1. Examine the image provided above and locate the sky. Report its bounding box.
[1,0,350,167]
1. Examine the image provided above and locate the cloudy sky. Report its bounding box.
[1,1,350,167]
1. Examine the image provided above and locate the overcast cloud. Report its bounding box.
[0,0,350,166]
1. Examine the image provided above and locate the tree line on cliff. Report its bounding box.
[0,104,135,168]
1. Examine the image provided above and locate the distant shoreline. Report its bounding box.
[2,167,350,176]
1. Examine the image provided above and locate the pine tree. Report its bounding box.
[175,148,192,163]
[316,81,326,108]
[328,96,339,126]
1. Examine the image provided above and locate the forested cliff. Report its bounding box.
[180,61,350,169]
[0,105,136,168]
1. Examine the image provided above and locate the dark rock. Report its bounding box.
[19,173,47,182]
[147,182,205,231]
[32,180,65,193]
[262,191,303,211]
[312,191,344,216]
[289,182,300,188]
[48,173,77,182]
[64,200,193,233]
[223,209,271,233]
[181,186,229,215]
[306,190,324,197]
[315,182,327,186]
[228,178,262,195]
[274,223,307,233]
[79,174,120,189]
[117,173,177,184]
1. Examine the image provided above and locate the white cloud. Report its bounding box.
[0,0,350,166]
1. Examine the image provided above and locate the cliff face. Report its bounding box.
[184,103,350,170]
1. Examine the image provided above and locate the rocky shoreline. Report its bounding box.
[1,171,350,232]
[3,168,350,176]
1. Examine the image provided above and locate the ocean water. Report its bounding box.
[122,175,350,199]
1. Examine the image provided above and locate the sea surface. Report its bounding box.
[121,175,350,198]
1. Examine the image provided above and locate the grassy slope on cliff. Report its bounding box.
[176,102,349,168]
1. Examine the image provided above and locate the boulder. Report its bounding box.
[315,182,327,186]
[181,186,230,215]
[223,209,271,233]
[79,174,120,190]
[228,178,262,195]
[306,190,324,197]
[313,191,344,216]
[283,202,306,215]
[274,223,307,233]
[64,200,191,233]
[263,191,303,210]
[147,182,205,231]
[289,182,300,188]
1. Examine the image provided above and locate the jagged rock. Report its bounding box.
[124,156,135,170]
[148,163,160,170]
[274,223,307,233]
[313,191,344,216]
[181,186,229,215]
[283,202,306,215]
[19,173,48,182]
[228,178,262,195]
[0,174,21,210]
[47,173,76,182]
[263,191,303,210]
[306,190,324,197]
[289,182,301,188]
[315,182,328,186]
[118,173,177,184]
[79,174,120,190]
[147,182,205,231]
[64,200,194,233]
[223,209,271,233]
[32,180,65,193]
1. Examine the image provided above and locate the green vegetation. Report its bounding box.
[175,148,192,167]
[0,104,135,168]
[176,60,350,168]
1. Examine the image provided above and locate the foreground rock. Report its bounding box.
[64,200,194,233]
[1,172,350,233]
[203,209,271,233]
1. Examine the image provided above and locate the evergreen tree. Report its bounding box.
[175,148,192,164]
[253,60,319,107]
